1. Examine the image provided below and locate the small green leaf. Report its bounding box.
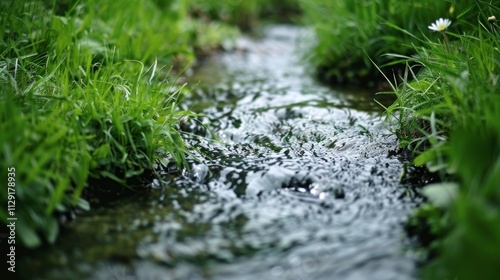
[46,218,59,244]
[414,149,436,166]
[76,198,90,211]
[17,220,41,248]
[427,162,448,173]
[92,143,111,159]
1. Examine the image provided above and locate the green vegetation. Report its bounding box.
[3,0,499,278]
[0,0,300,250]
[299,0,452,85]
[377,2,500,280]
[0,0,230,248]
[187,0,300,31]
[301,0,500,279]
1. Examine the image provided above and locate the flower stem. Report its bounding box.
[442,31,451,53]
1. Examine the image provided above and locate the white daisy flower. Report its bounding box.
[428,18,452,32]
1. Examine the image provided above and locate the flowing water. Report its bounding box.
[20,25,420,280]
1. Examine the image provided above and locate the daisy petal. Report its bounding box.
[428,18,452,32]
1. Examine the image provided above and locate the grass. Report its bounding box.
[0,0,303,250]
[4,1,498,278]
[299,0,500,278]
[0,0,213,248]
[373,1,500,279]
[299,0,453,86]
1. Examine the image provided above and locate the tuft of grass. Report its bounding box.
[0,0,300,251]
[378,1,500,279]
[0,0,203,248]
[299,0,453,85]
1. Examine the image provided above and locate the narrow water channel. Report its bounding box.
[20,25,420,280]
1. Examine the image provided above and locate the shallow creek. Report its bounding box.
[20,25,420,280]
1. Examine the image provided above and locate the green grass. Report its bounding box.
[0,0,302,250]
[375,1,500,279]
[299,0,453,85]
[299,0,500,278]
[0,0,208,248]
[4,3,498,279]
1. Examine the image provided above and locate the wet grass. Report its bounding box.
[374,2,500,279]
[4,0,498,278]
[0,0,185,248]
[298,0,500,278]
[0,0,227,248]
[0,0,305,250]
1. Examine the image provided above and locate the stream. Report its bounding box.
[19,25,421,280]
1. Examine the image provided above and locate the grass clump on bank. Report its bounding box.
[0,0,204,248]
[0,0,301,251]
[299,0,452,86]
[378,1,500,279]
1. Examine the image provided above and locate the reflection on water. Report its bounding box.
[19,25,420,280]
